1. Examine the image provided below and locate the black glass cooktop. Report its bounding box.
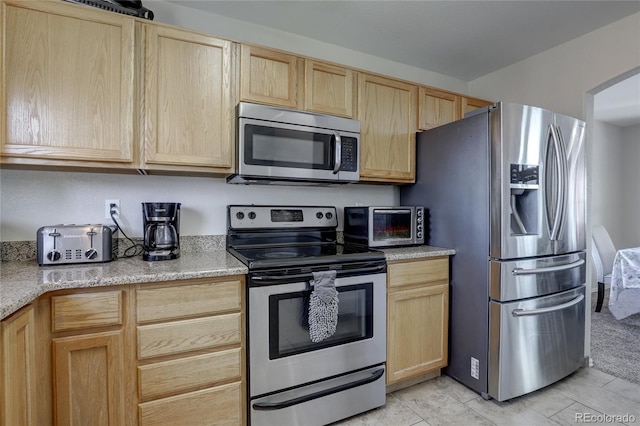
[228,242,384,270]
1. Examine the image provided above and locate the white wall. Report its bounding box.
[0,170,397,241]
[619,125,640,248]
[590,122,640,249]
[469,12,640,120]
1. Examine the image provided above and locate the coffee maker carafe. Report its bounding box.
[142,202,181,261]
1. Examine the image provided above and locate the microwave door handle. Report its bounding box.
[333,131,342,174]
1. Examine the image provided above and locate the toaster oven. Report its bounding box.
[343,206,425,248]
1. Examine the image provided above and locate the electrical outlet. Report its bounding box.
[105,199,120,220]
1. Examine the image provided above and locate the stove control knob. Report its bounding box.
[316,212,324,219]
[236,212,245,220]
[85,248,98,260]
[248,211,256,220]
[325,212,333,219]
[47,250,61,262]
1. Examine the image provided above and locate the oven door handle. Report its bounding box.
[251,264,386,283]
[252,368,385,411]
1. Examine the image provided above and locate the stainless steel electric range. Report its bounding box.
[227,205,387,426]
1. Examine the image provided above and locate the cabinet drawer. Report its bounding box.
[136,279,242,323]
[51,291,123,332]
[388,257,449,289]
[139,382,242,426]
[138,348,242,400]
[137,313,241,359]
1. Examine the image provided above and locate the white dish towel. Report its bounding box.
[309,270,339,343]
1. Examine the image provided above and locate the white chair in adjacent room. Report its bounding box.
[591,224,616,312]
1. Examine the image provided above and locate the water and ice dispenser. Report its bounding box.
[509,163,539,235]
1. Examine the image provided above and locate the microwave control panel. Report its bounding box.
[340,137,358,172]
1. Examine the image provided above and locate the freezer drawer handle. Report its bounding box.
[511,259,584,275]
[512,294,584,317]
[252,368,385,411]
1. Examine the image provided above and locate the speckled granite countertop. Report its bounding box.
[381,245,455,261]
[0,251,247,320]
[0,245,454,321]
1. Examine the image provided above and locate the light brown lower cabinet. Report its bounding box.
[52,331,127,425]
[138,382,242,426]
[0,304,37,426]
[135,278,245,426]
[48,289,132,426]
[386,257,450,386]
[0,275,246,426]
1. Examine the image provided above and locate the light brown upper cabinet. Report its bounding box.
[0,0,135,169]
[418,87,461,130]
[240,46,357,118]
[461,96,493,116]
[304,60,356,118]
[240,44,303,109]
[419,88,493,131]
[358,73,418,183]
[139,24,235,175]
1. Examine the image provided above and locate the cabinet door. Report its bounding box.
[240,44,302,108]
[1,305,37,426]
[53,331,126,426]
[141,25,234,173]
[418,87,461,130]
[304,60,355,118]
[461,96,493,116]
[387,284,449,384]
[139,382,242,426]
[137,314,241,360]
[1,1,134,167]
[358,73,417,183]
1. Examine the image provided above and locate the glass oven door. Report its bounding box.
[248,270,386,398]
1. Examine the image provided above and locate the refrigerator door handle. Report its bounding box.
[546,124,565,240]
[555,124,569,236]
[511,258,584,275]
[512,294,584,317]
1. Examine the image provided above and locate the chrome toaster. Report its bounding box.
[37,225,115,266]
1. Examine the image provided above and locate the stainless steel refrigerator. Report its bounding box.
[400,102,587,401]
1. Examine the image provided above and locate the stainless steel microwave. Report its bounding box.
[344,206,426,248]
[227,102,360,185]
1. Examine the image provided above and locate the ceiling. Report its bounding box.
[168,0,640,127]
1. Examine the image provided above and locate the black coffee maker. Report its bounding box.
[142,202,181,261]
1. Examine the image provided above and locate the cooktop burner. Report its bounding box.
[259,250,302,259]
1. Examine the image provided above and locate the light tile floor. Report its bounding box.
[336,368,640,425]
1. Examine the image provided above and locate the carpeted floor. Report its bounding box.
[590,292,640,385]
